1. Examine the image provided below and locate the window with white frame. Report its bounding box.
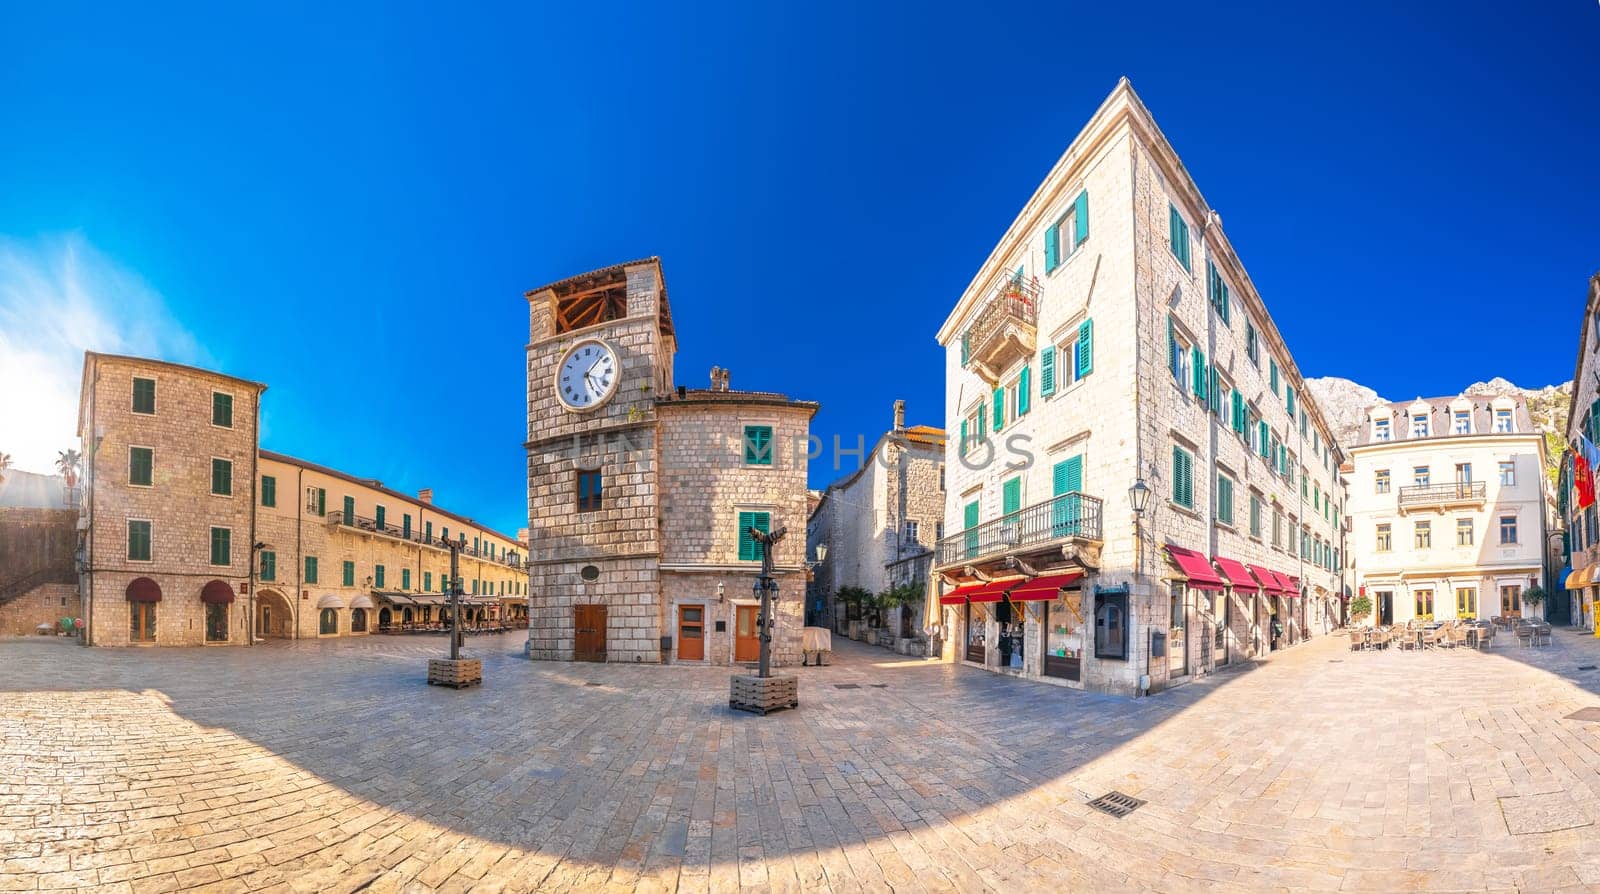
[903,520,919,546]
[1413,466,1430,487]
[1452,410,1471,434]
[1499,460,1515,486]
[1375,469,1390,494]
[1414,519,1431,549]
[1456,517,1473,546]
[1376,523,1391,552]
[1410,414,1430,438]
[1494,408,1515,433]
[1499,514,1518,544]
[1373,417,1391,442]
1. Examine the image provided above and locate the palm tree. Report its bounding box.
[55,449,81,488]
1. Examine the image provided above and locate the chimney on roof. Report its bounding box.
[418,488,433,504]
[517,527,529,544]
[893,400,906,433]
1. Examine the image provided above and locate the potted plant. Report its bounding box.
[1349,594,1372,627]
[1523,585,1545,619]
[836,586,872,640]
[876,583,921,649]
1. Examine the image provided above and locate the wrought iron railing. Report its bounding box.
[963,273,1040,357]
[327,512,523,566]
[934,492,1102,567]
[1398,481,1486,506]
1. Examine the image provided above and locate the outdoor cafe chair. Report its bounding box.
[1349,628,1367,651]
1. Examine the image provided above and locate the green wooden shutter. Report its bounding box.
[1053,455,1083,494]
[1018,366,1031,416]
[992,387,1004,431]
[964,501,980,529]
[960,332,969,366]
[1044,222,1060,272]
[977,403,986,440]
[1258,421,1270,457]
[342,495,354,524]
[1002,477,1022,515]
[738,511,755,561]
[1167,316,1179,382]
[1040,346,1056,397]
[1073,191,1089,246]
[1173,447,1192,508]
[959,418,968,454]
[1191,347,1206,398]
[1077,319,1093,377]
[1232,390,1245,433]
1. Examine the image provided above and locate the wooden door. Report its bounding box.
[129,603,156,643]
[734,605,760,662]
[678,605,705,661]
[574,604,607,661]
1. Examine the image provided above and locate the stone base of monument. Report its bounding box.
[729,673,798,715]
[427,658,482,689]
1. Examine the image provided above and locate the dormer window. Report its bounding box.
[1452,410,1471,435]
[1373,418,1392,442]
[1410,415,1430,438]
[1494,408,1515,433]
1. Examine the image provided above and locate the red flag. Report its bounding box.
[1576,453,1596,510]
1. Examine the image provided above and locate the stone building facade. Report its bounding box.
[1560,272,1600,630]
[934,79,1348,697]
[1348,395,1549,626]
[524,258,817,666]
[806,401,944,651]
[0,499,80,636]
[76,352,522,646]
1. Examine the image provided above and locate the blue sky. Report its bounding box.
[3,2,1597,535]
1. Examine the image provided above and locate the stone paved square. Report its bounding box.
[7,630,1600,892]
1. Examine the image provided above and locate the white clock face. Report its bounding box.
[555,339,620,411]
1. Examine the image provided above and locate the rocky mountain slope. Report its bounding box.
[1304,376,1572,481]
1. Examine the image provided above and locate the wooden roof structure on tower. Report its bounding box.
[526,257,674,339]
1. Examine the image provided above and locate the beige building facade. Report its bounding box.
[1349,396,1549,625]
[934,80,1348,697]
[524,258,817,667]
[76,352,523,646]
[807,401,944,652]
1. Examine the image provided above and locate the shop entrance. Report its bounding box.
[1168,584,1189,678]
[964,602,985,664]
[995,597,1025,671]
[1043,594,1084,681]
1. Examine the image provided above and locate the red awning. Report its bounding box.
[939,582,983,605]
[969,578,1025,603]
[201,580,236,604]
[1212,556,1258,591]
[1279,573,1302,597]
[1164,545,1226,590]
[125,577,162,603]
[1247,564,1288,594]
[1008,572,1085,601]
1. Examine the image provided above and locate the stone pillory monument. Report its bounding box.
[523,258,818,666]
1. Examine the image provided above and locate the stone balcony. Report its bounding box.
[962,273,1039,385]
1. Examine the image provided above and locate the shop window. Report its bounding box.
[1094,592,1128,660]
[320,608,338,635]
[205,602,228,642]
[352,608,367,632]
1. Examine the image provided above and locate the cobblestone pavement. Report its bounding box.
[6,630,1600,892]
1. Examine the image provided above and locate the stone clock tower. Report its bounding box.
[524,258,676,662]
[524,257,817,667]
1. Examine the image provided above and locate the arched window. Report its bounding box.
[402,607,414,624]
[379,607,392,628]
[351,608,368,632]
[319,608,338,635]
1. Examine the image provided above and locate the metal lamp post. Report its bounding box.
[1128,479,1151,576]
[425,534,479,687]
[728,523,799,715]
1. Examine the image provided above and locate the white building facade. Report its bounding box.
[1349,396,1549,625]
[933,80,1347,697]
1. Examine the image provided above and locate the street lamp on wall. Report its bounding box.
[1129,478,1151,576]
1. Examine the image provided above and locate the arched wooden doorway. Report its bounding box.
[255,588,295,639]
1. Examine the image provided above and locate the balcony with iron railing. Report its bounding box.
[326,511,525,567]
[961,272,1039,383]
[934,492,1103,569]
[887,550,932,590]
[1397,480,1486,512]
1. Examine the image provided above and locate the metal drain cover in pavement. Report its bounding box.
[585,681,603,687]
[834,683,860,690]
[1086,791,1145,818]
[1565,707,1600,722]
[870,683,889,688]
[1579,665,1598,672]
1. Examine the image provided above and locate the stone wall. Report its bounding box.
[0,584,80,637]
